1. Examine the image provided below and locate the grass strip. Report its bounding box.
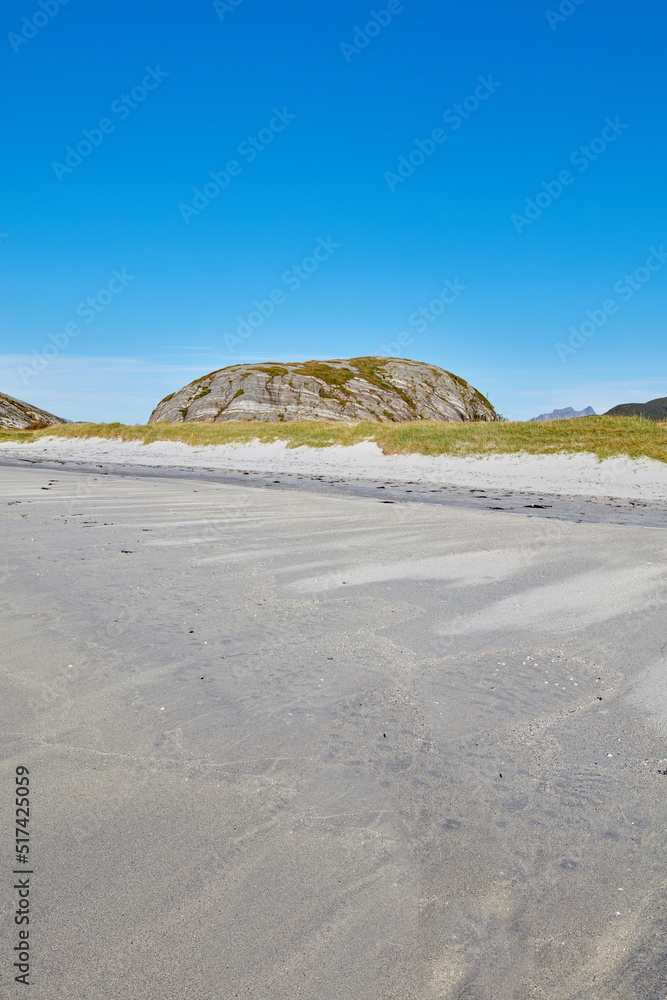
[1,416,666,462]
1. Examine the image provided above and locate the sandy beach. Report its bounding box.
[2,435,667,501]
[6,0,664,992]
[2,462,667,999]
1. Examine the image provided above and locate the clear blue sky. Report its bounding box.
[1,0,665,422]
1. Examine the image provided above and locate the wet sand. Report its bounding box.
[2,465,667,999]
[2,450,667,528]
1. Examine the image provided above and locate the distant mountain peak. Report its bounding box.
[529,406,596,423]
[604,397,667,422]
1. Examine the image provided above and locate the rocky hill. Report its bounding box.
[605,397,667,422]
[530,406,595,422]
[0,392,68,430]
[149,358,498,424]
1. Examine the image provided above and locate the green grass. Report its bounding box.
[1,416,666,462]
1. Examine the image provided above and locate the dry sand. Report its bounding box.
[1,463,667,998]
[2,435,667,530]
[1,435,667,500]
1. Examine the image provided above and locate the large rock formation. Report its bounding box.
[149,357,498,424]
[0,392,68,430]
[605,397,667,422]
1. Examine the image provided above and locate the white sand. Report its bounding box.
[1,435,667,501]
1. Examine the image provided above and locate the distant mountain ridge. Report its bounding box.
[530,406,596,423]
[605,397,667,422]
[0,392,68,430]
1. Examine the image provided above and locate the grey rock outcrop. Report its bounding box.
[149,357,498,424]
[530,406,596,422]
[0,392,69,430]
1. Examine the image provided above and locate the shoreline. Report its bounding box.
[1,436,666,528]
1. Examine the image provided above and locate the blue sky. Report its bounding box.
[1,0,665,422]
